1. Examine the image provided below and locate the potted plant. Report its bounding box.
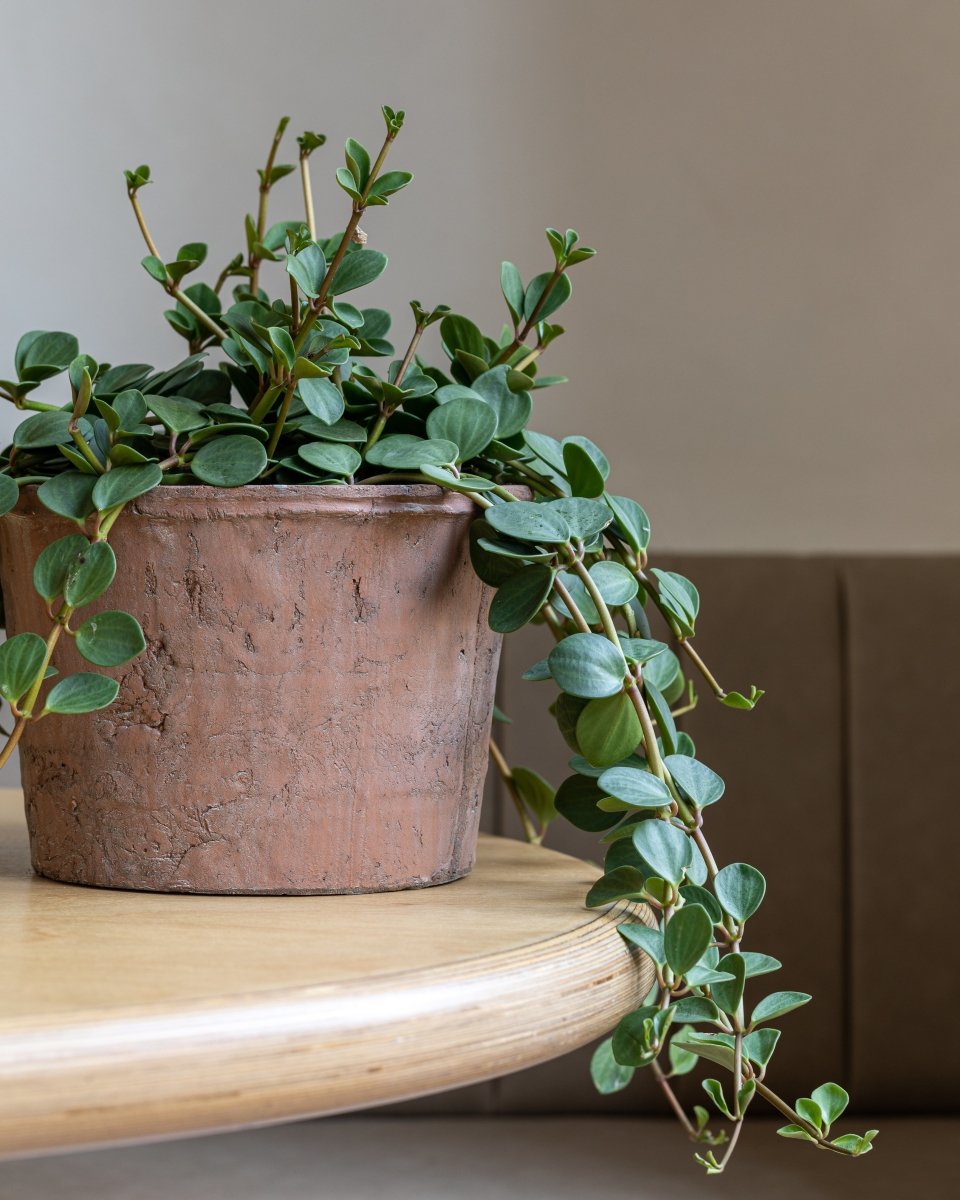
[0,110,875,1173]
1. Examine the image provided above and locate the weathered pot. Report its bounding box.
[0,484,503,894]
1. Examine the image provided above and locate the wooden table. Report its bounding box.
[0,788,652,1159]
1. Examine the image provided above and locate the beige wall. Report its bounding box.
[1,0,958,553]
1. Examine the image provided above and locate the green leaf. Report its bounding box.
[364,435,458,470]
[500,261,524,324]
[36,473,98,525]
[13,411,74,449]
[329,249,388,295]
[297,377,345,425]
[742,1028,781,1068]
[63,540,116,607]
[141,254,167,282]
[418,466,497,493]
[471,366,532,439]
[0,473,18,517]
[664,904,713,977]
[740,952,782,978]
[297,442,361,477]
[32,534,89,602]
[612,1005,660,1067]
[91,464,163,511]
[286,242,327,298]
[678,884,724,926]
[714,862,766,923]
[632,820,692,886]
[590,1037,634,1095]
[643,677,678,755]
[651,568,700,635]
[750,991,812,1027]
[267,327,297,370]
[663,755,725,808]
[547,498,611,542]
[425,397,497,463]
[599,765,673,809]
[548,633,627,699]
[144,394,210,434]
[777,1124,818,1144]
[554,773,620,831]
[811,1083,849,1129]
[618,922,664,966]
[41,672,119,715]
[190,435,268,486]
[672,1032,736,1071]
[511,766,557,826]
[721,686,765,710]
[671,997,720,1024]
[486,499,570,546]
[668,1031,700,1077]
[589,561,638,607]
[367,169,413,203]
[523,271,572,322]
[711,954,747,1017]
[605,494,651,553]
[576,692,643,767]
[0,632,47,704]
[562,439,605,498]
[15,330,80,381]
[440,314,487,361]
[585,866,647,908]
[489,564,555,633]
[796,1098,823,1131]
[703,1078,733,1119]
[75,610,146,667]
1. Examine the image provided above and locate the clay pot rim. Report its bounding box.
[13,482,530,520]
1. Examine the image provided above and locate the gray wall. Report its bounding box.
[2,0,958,552]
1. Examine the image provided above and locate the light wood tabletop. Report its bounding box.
[0,787,652,1159]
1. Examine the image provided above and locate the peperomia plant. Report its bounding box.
[0,111,876,1173]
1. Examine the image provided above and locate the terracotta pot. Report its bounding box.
[0,484,504,894]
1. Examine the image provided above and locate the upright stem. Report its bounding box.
[266,380,297,458]
[251,117,289,296]
[492,265,564,365]
[300,154,317,239]
[488,737,538,844]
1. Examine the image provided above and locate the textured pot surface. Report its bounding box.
[0,484,502,894]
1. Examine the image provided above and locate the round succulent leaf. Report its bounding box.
[485,499,570,546]
[678,884,724,926]
[328,248,388,295]
[488,564,555,633]
[742,1028,781,1068]
[364,435,458,469]
[523,271,572,322]
[631,819,693,886]
[547,497,611,543]
[511,766,557,826]
[297,442,361,477]
[297,377,345,424]
[589,561,638,607]
[598,765,673,809]
[15,330,79,381]
[664,904,713,977]
[286,241,327,298]
[740,951,782,978]
[190,435,268,487]
[585,866,647,909]
[63,540,117,608]
[75,610,146,667]
[749,991,812,1028]
[618,637,668,665]
[714,862,766,924]
[36,472,98,524]
[618,922,664,966]
[0,474,20,517]
[575,691,643,768]
[711,953,747,1017]
[0,632,47,704]
[641,648,682,696]
[663,754,725,808]
[41,672,120,715]
[554,773,621,832]
[548,633,628,699]
[611,1005,660,1067]
[470,366,533,439]
[468,522,524,588]
[590,1037,635,1095]
[91,464,163,511]
[13,411,75,449]
[425,396,497,462]
[670,996,721,1025]
[144,395,210,434]
[562,438,606,498]
[418,465,497,493]
[189,422,269,446]
[33,534,89,602]
[605,494,651,553]
[811,1083,849,1128]
[552,571,601,626]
